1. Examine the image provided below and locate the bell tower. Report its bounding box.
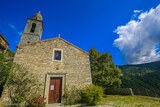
[19,12,43,45]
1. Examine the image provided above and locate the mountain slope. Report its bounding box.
[119,61,160,97]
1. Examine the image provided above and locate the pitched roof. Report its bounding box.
[18,37,89,55]
[0,34,9,45]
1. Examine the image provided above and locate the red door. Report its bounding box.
[48,77,62,103]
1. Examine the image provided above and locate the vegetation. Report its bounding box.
[120,61,160,97]
[0,49,44,106]
[89,47,122,88]
[63,86,81,105]
[5,49,15,58]
[97,95,160,107]
[7,64,42,105]
[80,85,104,105]
[1,47,159,106]
[63,85,104,106]
[0,49,14,96]
[28,96,46,107]
[105,88,133,95]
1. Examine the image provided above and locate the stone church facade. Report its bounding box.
[2,12,92,104]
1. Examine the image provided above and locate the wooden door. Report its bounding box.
[48,77,62,103]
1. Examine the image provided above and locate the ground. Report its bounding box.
[97,95,160,107]
[1,95,160,107]
[46,95,160,107]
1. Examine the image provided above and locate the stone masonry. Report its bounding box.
[14,37,92,103]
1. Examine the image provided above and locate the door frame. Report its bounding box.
[44,73,65,104]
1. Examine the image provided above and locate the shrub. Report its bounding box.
[80,85,104,105]
[28,96,46,107]
[63,86,81,105]
[105,88,134,95]
[6,64,42,104]
[12,96,26,104]
[0,101,4,107]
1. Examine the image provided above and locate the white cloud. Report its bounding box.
[114,4,160,64]
[132,10,142,20]
[9,24,22,35]
[133,10,142,13]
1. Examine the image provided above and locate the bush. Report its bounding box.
[0,101,4,107]
[63,86,81,105]
[12,96,26,104]
[28,96,46,107]
[105,88,134,95]
[80,85,104,105]
[6,64,42,104]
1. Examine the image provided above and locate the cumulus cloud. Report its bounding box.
[114,5,160,64]
[9,24,22,35]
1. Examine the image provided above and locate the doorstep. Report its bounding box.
[46,103,81,107]
[46,104,113,107]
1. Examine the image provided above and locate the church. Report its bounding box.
[3,12,92,104]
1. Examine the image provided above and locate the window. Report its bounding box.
[54,50,62,60]
[30,23,36,33]
[52,49,63,61]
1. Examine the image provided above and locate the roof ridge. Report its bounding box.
[18,37,89,55]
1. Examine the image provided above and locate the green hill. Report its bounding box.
[119,61,160,97]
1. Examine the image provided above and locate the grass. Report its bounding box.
[1,95,160,107]
[97,95,160,107]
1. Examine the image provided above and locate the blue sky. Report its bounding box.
[0,0,160,65]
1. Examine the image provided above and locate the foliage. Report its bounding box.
[105,88,133,95]
[89,47,100,62]
[120,61,160,97]
[28,96,46,107]
[13,96,26,104]
[6,64,42,104]
[6,49,15,57]
[89,47,122,88]
[80,85,104,106]
[0,49,43,106]
[0,49,14,96]
[63,86,81,105]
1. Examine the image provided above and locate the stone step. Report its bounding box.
[46,103,83,107]
[46,104,113,107]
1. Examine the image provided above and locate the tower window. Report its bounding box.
[30,23,36,33]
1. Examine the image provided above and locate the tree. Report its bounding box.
[89,47,121,88]
[0,51,13,96]
[89,47,100,85]
[89,47,100,62]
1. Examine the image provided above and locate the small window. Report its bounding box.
[54,50,62,60]
[30,23,36,33]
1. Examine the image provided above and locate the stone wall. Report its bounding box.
[13,37,92,102]
[19,19,43,45]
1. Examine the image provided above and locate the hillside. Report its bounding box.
[119,61,160,97]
